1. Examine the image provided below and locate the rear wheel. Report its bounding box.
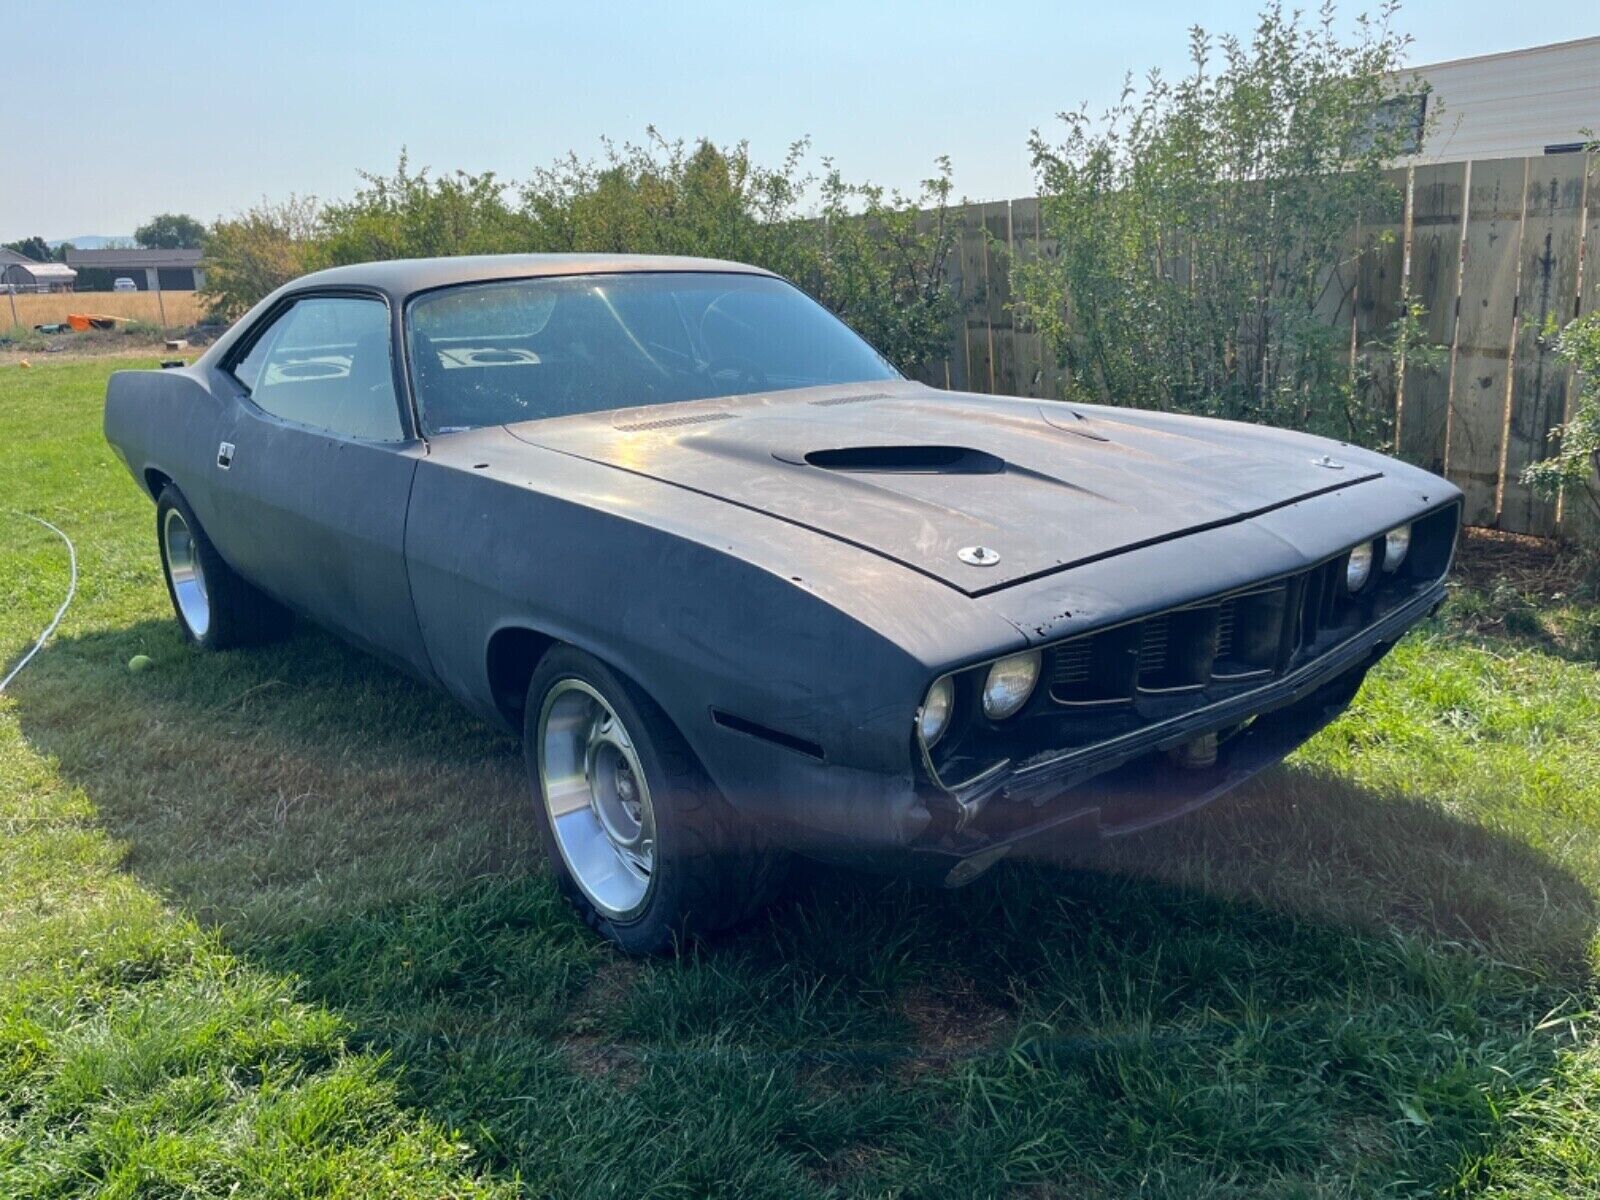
[156,485,290,649]
[525,646,787,953]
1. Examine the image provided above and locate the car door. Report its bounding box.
[205,292,436,680]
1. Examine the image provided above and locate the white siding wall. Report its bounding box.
[1398,37,1600,163]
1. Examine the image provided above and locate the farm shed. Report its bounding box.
[0,251,77,293]
[61,247,204,292]
[1390,36,1600,162]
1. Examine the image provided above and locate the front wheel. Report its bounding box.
[524,646,787,953]
[156,485,290,649]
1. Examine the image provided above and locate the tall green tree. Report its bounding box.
[1015,1,1427,446]
[2,236,52,262]
[134,213,207,249]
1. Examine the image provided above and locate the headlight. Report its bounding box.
[1345,541,1375,593]
[1383,523,1411,572]
[918,676,955,747]
[982,651,1041,720]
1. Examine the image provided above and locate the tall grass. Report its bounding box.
[3,289,207,330]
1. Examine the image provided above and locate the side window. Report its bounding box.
[229,296,405,441]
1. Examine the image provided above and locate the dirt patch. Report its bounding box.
[1454,527,1589,603]
[0,335,203,366]
[898,973,1015,1076]
[562,957,645,1087]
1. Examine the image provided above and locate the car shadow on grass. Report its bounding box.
[14,616,1600,1195]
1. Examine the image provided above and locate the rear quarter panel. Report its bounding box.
[104,366,226,524]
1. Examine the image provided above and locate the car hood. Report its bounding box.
[506,381,1382,595]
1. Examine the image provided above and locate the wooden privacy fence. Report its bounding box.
[911,153,1600,543]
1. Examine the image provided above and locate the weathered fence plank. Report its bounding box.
[982,201,1017,396]
[958,202,993,394]
[1502,154,1587,535]
[1353,168,1410,438]
[1007,196,1051,398]
[1398,162,1466,474]
[1447,157,1527,527]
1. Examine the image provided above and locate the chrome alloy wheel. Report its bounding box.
[162,507,211,639]
[538,679,657,921]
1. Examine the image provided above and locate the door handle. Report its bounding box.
[217,442,235,469]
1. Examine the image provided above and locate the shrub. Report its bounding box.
[200,196,324,321]
[1523,312,1600,526]
[320,152,536,265]
[200,133,959,375]
[520,131,959,373]
[1014,2,1426,445]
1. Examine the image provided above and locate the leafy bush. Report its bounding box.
[200,132,959,374]
[1014,2,1426,445]
[1524,312,1600,525]
[522,131,959,372]
[200,196,324,321]
[320,153,536,264]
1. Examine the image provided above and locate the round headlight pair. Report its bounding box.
[918,650,1043,748]
[1344,523,1413,593]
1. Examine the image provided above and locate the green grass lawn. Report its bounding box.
[3,356,1600,1197]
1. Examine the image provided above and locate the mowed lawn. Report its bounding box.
[3,357,1600,1198]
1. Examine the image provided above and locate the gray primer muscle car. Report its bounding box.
[104,254,1460,952]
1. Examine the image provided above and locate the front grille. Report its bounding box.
[921,502,1459,795]
[1046,545,1415,709]
[1049,579,1312,710]
[1215,598,1236,661]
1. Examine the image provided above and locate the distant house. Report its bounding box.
[1390,36,1600,162]
[0,249,77,293]
[60,247,204,292]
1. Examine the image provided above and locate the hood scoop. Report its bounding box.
[795,445,1004,475]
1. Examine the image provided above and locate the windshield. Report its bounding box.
[405,272,898,435]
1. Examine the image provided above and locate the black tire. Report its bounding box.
[524,646,788,954]
[156,485,291,650]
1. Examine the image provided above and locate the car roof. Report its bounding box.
[290,253,778,301]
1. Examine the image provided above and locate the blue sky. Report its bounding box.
[7,1,1596,241]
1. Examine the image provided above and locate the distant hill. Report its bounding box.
[47,236,135,250]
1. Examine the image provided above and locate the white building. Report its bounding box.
[1394,36,1600,163]
[0,250,77,293]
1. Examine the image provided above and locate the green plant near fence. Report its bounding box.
[1526,312,1600,528]
[1013,3,1423,446]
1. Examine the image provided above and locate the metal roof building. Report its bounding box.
[1394,36,1600,163]
[1,251,77,293]
[60,247,204,291]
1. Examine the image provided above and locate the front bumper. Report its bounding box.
[909,657,1369,884]
[896,576,1442,880]
[737,576,1438,877]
